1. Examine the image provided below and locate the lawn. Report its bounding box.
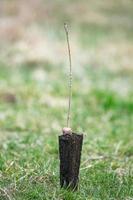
[0,0,133,199]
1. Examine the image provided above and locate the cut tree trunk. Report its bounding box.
[59,133,83,190]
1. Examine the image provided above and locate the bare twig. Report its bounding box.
[64,23,72,128]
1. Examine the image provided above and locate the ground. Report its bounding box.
[0,0,133,199]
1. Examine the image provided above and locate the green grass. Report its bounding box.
[0,63,132,200]
[0,0,133,199]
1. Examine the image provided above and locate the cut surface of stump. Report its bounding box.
[59,132,83,190]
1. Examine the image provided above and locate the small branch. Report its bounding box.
[64,23,72,128]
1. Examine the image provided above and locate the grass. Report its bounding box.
[0,0,133,199]
[0,64,132,200]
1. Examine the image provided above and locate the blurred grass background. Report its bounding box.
[0,0,133,199]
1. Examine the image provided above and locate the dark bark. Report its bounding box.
[59,133,83,190]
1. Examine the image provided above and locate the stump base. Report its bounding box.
[59,133,83,190]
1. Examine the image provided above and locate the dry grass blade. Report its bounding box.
[0,188,13,200]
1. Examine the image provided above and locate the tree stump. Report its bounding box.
[59,133,83,190]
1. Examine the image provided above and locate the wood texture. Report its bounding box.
[59,133,83,190]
